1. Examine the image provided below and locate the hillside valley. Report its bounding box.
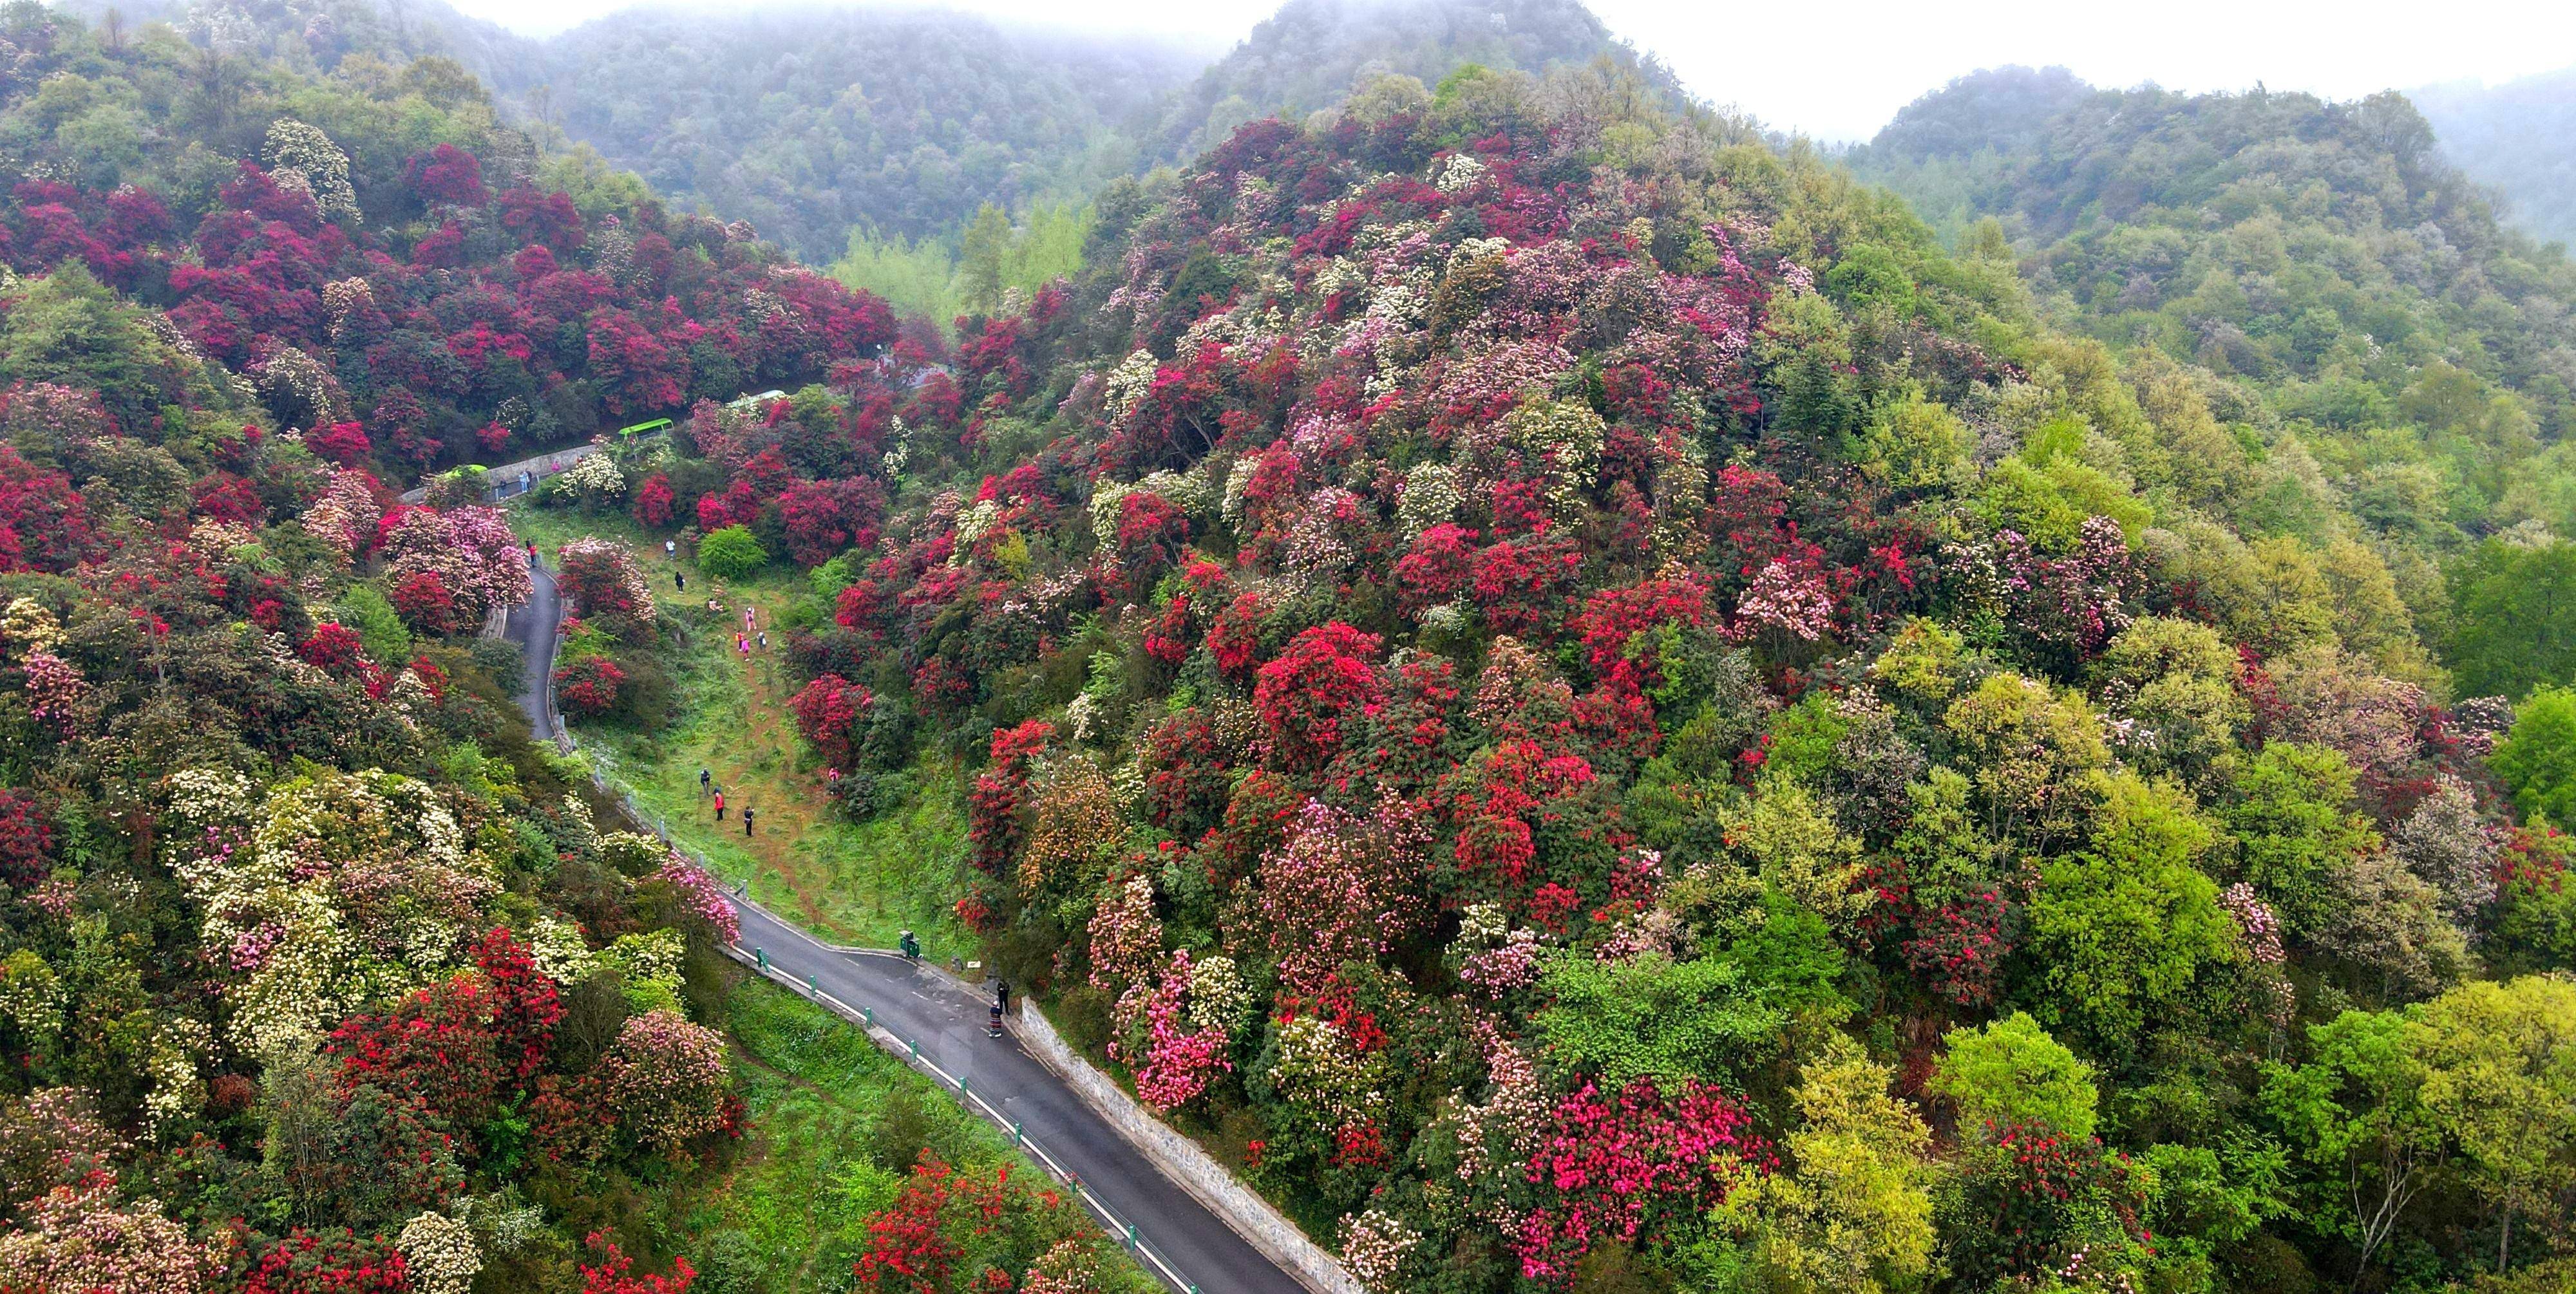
[2,3,2576,1294]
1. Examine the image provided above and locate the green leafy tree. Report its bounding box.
[2024,773,2237,1045]
[2449,541,2576,699]
[2494,689,2576,829]
[1930,1011,2099,1141]
[2407,977,2576,1272]
[958,202,1015,317]
[696,526,769,581]
[2264,1008,2443,1279]
[1532,952,1785,1091]
[1714,1036,1940,1294]
[2221,742,2379,939]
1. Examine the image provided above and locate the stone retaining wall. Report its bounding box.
[1014,1001,1365,1294]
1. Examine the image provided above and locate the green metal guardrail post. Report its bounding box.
[806,973,817,993]
[908,1038,919,1060]
[1124,1223,1137,1250]
[862,1006,873,1026]
[1012,1121,1023,1147]
[754,948,766,970]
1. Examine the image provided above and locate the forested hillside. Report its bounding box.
[532,48,2576,1293]
[0,5,764,1284]
[14,3,2576,1292]
[58,0,1663,268]
[1854,71,2576,695]
[2413,68,2576,249]
[518,9,1202,259]
[0,4,894,478]
[0,6,1155,1291]
[1146,0,1672,162]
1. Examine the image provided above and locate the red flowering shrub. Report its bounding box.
[0,789,53,889]
[189,472,265,524]
[0,445,94,573]
[1114,490,1189,571]
[1515,1077,1770,1281]
[790,673,874,769]
[307,422,372,467]
[1395,523,1479,609]
[849,1157,1078,1294]
[833,579,887,639]
[389,569,459,635]
[470,928,564,1081]
[967,720,1052,874]
[242,1228,410,1294]
[555,655,626,718]
[1253,622,1382,773]
[558,539,654,630]
[298,623,372,678]
[1141,710,1231,836]
[1207,588,1269,679]
[778,476,886,567]
[404,144,489,207]
[325,976,506,1145]
[1470,536,1582,638]
[580,1234,696,1294]
[632,473,676,529]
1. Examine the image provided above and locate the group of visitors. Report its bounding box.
[700,767,755,836]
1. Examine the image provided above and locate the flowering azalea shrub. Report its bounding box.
[556,653,628,718]
[557,537,659,639]
[848,1157,1133,1294]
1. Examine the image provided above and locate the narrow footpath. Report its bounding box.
[506,552,1311,1294]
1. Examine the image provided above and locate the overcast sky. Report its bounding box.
[436,0,2576,142]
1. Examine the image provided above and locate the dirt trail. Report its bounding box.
[695,595,842,932]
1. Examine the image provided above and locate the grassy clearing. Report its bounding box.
[664,975,1145,1292]
[511,503,977,958]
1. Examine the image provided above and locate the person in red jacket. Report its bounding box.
[713,789,725,821]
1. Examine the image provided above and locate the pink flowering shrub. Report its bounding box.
[1515,1078,1770,1280]
[599,1011,732,1154]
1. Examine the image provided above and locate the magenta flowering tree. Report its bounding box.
[1128,949,1233,1114]
[1513,1076,1770,1281]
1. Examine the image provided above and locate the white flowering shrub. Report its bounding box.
[397,1212,483,1294]
[560,453,627,505]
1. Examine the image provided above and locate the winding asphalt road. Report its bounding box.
[503,552,1309,1294]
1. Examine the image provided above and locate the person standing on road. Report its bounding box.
[526,540,537,566]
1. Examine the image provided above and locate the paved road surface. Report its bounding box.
[503,553,562,736]
[502,547,1309,1294]
[730,903,1309,1294]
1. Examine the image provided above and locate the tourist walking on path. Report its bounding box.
[699,768,711,798]
[713,789,726,821]
[743,807,755,837]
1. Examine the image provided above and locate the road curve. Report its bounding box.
[501,546,1311,1294]
[503,553,562,736]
